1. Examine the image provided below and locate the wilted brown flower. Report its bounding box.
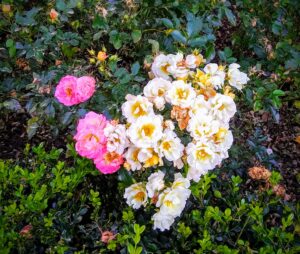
[272,184,291,200]
[143,59,151,70]
[124,0,136,8]
[148,71,155,80]
[20,224,33,238]
[273,184,285,197]
[101,231,116,244]
[16,58,30,71]
[38,85,51,94]
[248,166,271,181]
[55,60,62,66]
[295,136,300,144]
[171,106,190,130]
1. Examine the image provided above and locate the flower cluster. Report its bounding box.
[54,75,95,106]
[74,112,128,174]
[54,51,249,231]
[122,52,249,230]
[124,171,191,231]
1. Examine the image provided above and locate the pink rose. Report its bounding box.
[54,75,96,106]
[76,76,96,103]
[75,112,107,133]
[74,112,108,159]
[54,75,80,106]
[94,149,124,174]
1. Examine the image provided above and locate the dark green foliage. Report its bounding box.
[0,0,300,253]
[0,144,298,253]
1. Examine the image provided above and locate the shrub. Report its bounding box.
[0,144,298,253]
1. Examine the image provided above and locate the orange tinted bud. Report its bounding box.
[101,231,116,244]
[55,60,62,66]
[20,224,33,238]
[50,9,59,21]
[2,4,11,13]
[97,51,108,62]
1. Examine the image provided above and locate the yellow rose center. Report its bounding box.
[104,152,120,164]
[214,128,227,143]
[157,88,165,96]
[162,141,171,151]
[164,200,174,208]
[65,87,73,97]
[196,149,211,161]
[131,102,147,118]
[176,88,189,100]
[132,149,140,162]
[134,191,145,202]
[160,63,170,74]
[139,123,155,137]
[84,133,99,143]
[219,104,226,111]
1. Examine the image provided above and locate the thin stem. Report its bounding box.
[237,216,250,242]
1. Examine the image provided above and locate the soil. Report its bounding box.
[234,103,300,201]
[0,112,66,160]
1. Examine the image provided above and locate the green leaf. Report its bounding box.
[9,47,16,58]
[118,169,134,185]
[205,44,215,61]
[133,234,141,245]
[186,14,202,37]
[61,112,73,125]
[171,30,187,44]
[161,18,174,28]
[224,47,233,57]
[127,244,135,254]
[15,8,40,26]
[214,190,222,198]
[135,247,143,254]
[225,208,231,217]
[133,224,139,234]
[139,225,145,234]
[27,117,39,139]
[148,39,159,54]
[6,39,14,48]
[272,89,285,97]
[131,62,140,76]
[224,7,236,26]
[56,0,67,11]
[109,30,122,49]
[131,30,142,43]
[92,15,107,30]
[3,99,22,111]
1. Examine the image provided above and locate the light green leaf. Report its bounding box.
[131,30,142,43]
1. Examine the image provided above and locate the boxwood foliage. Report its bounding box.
[0,144,298,253]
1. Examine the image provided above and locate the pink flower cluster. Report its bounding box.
[55,75,96,106]
[74,112,124,174]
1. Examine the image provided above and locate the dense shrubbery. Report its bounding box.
[0,0,299,253]
[0,144,298,253]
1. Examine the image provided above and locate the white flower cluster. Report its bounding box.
[122,52,249,231]
[124,171,191,231]
[122,94,185,170]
